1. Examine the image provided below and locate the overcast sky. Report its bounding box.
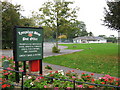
[5,0,118,37]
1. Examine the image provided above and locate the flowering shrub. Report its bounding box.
[22,71,120,89]
[1,56,120,89]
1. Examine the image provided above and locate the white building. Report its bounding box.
[73,36,107,43]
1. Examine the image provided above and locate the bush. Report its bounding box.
[52,46,60,53]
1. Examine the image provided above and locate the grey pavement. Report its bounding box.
[1,43,106,78]
[43,63,105,79]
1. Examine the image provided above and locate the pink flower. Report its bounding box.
[20,70,24,72]
[36,77,39,80]
[3,73,9,75]
[39,76,44,79]
[102,77,106,79]
[105,75,110,77]
[36,76,44,80]
[7,67,12,70]
[77,85,83,88]
[2,56,5,58]
[72,76,76,78]
[5,56,8,58]
[54,87,59,90]
[71,70,75,72]
[108,76,114,80]
[9,73,12,75]
[44,85,47,88]
[66,87,71,89]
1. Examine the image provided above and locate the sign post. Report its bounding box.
[13,26,43,83]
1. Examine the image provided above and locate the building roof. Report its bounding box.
[73,36,106,40]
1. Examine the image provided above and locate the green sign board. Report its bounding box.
[13,27,43,61]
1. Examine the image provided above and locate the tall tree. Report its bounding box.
[33,0,79,48]
[2,1,21,48]
[20,17,35,27]
[69,21,87,38]
[103,1,120,31]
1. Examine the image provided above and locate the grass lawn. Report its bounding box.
[43,43,119,77]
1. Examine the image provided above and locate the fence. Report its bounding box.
[0,67,120,90]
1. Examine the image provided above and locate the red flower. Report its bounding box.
[82,73,85,75]
[49,71,52,73]
[86,76,91,78]
[110,80,113,83]
[101,82,105,84]
[104,79,108,82]
[7,85,10,87]
[50,74,54,77]
[116,78,119,81]
[55,71,58,73]
[89,85,94,88]
[2,84,7,88]
[111,77,114,80]
[3,70,7,72]
[92,79,95,82]
[39,76,44,79]
[90,73,94,76]
[116,82,118,85]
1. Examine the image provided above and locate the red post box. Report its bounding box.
[29,60,40,72]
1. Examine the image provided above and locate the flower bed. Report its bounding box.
[1,56,120,89]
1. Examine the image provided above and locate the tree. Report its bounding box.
[69,21,87,37]
[103,1,120,31]
[20,17,35,27]
[98,35,106,38]
[88,32,93,36]
[72,21,88,37]
[106,35,117,43]
[33,0,79,48]
[2,1,21,49]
